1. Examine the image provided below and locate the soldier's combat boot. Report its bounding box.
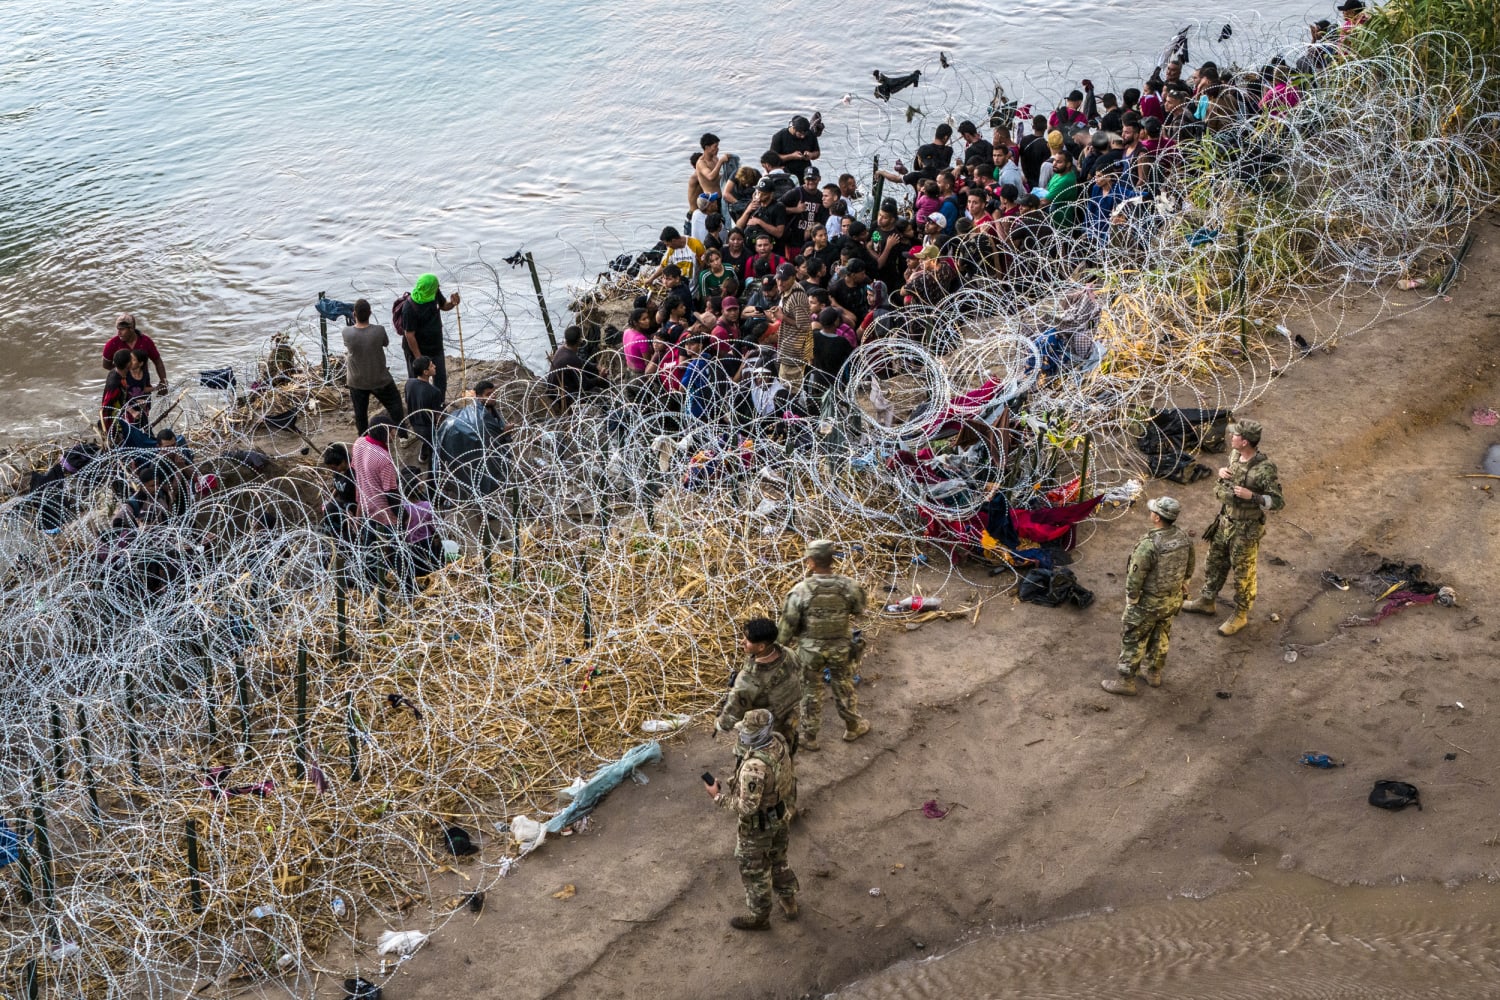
[730,912,771,931]
[842,718,871,742]
[1181,594,1217,615]
[1145,667,1164,688]
[799,735,821,752]
[777,896,800,921]
[1101,676,1139,696]
[1218,610,1249,636]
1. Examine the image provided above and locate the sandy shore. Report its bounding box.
[285,218,1500,1000]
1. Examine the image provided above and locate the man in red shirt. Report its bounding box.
[101,313,167,387]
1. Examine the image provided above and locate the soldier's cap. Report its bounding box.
[1227,419,1262,444]
[738,708,774,732]
[1147,496,1181,521]
[803,538,837,561]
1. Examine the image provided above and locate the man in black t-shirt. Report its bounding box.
[957,121,993,167]
[738,181,790,250]
[877,124,955,190]
[780,167,829,250]
[769,115,821,180]
[1018,114,1052,189]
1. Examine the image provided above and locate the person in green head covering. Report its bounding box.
[411,273,440,305]
[397,274,460,399]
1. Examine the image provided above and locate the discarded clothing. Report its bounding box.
[873,69,921,101]
[314,298,356,325]
[1018,566,1094,609]
[1010,495,1104,547]
[1368,780,1421,811]
[922,799,949,819]
[1134,408,1230,481]
[545,741,662,834]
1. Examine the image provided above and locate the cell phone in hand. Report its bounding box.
[701,772,716,786]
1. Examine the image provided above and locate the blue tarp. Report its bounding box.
[545,741,662,834]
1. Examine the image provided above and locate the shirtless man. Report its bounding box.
[696,133,729,201]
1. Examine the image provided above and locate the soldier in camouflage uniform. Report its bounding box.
[717,617,804,754]
[778,539,869,750]
[1102,496,1195,696]
[705,708,799,930]
[1182,420,1284,636]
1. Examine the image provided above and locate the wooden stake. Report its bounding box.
[345,692,361,782]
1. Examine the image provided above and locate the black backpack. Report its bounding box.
[1368,780,1421,811]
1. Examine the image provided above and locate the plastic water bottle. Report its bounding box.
[885,595,942,613]
[330,897,346,918]
[249,905,276,919]
[642,715,689,733]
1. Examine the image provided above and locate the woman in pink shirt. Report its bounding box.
[622,307,654,374]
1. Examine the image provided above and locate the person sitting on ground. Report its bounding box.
[404,355,445,467]
[320,442,359,540]
[546,325,609,414]
[394,476,444,595]
[102,313,167,387]
[343,298,405,435]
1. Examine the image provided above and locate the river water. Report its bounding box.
[834,872,1500,999]
[0,0,1327,436]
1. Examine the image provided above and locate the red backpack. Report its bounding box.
[391,293,412,336]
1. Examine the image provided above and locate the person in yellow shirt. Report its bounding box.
[653,226,705,285]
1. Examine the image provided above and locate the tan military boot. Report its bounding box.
[1218,610,1250,636]
[799,735,821,752]
[1181,594,1217,615]
[730,912,771,931]
[777,896,800,921]
[1145,667,1163,688]
[842,719,871,742]
[1101,676,1139,696]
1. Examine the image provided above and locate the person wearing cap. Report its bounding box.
[771,262,811,395]
[101,313,167,388]
[780,166,828,251]
[736,181,790,250]
[770,115,821,181]
[957,120,993,167]
[779,539,869,749]
[1335,0,1367,38]
[704,706,799,930]
[1049,89,1088,130]
[718,617,804,751]
[1297,20,1338,75]
[708,296,744,358]
[1183,420,1285,636]
[652,226,707,287]
[1102,496,1195,696]
[398,274,461,399]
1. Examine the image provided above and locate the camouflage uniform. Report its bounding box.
[779,571,867,742]
[716,710,799,924]
[717,643,804,753]
[1200,447,1283,613]
[1118,520,1195,682]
